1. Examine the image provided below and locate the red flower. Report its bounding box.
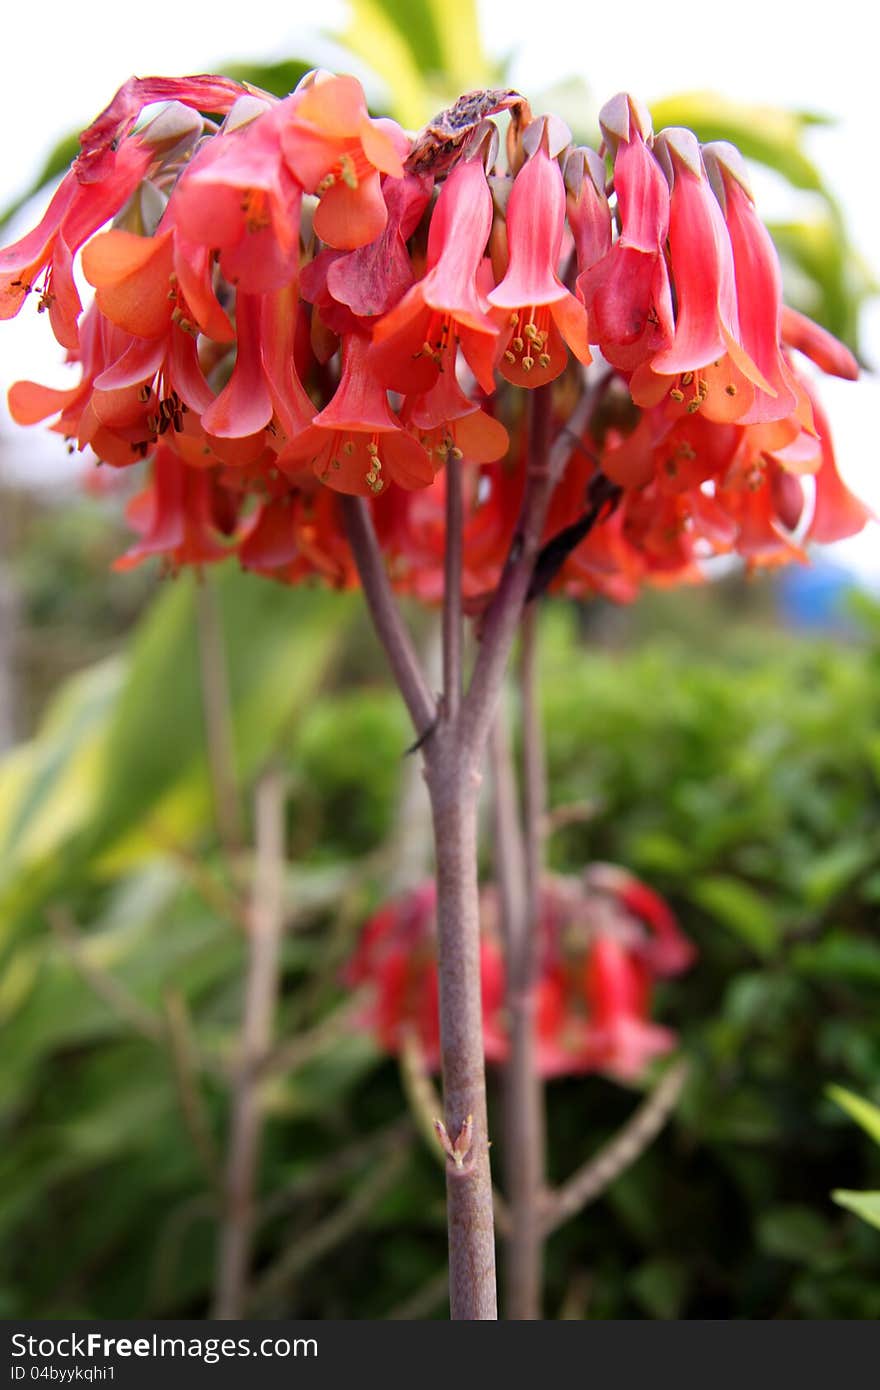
[282,334,434,495]
[487,122,591,386]
[582,936,676,1081]
[369,152,500,396]
[281,74,407,250]
[576,95,674,372]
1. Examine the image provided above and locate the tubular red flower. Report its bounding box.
[369,154,500,396]
[282,334,433,495]
[488,135,591,386]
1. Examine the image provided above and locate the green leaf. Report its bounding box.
[757,1205,832,1264]
[221,59,313,99]
[629,1257,690,1319]
[827,1086,880,1146]
[832,1190,880,1232]
[792,934,880,986]
[690,875,780,957]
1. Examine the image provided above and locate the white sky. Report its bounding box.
[1,0,877,572]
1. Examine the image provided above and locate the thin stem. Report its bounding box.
[541,1057,690,1236]
[425,749,497,1318]
[340,496,436,739]
[214,767,287,1319]
[490,689,544,1320]
[520,603,546,929]
[461,387,590,763]
[442,453,464,720]
[195,575,243,857]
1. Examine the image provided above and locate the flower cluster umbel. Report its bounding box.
[345,868,695,1080]
[1,73,869,595]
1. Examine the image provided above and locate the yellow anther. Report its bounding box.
[524,322,538,341]
[504,349,516,364]
[450,446,463,460]
[725,383,737,397]
[538,353,551,369]
[512,336,524,353]
[343,441,355,455]
[686,398,701,414]
[366,441,378,455]
[339,154,359,190]
[509,312,519,326]
[522,355,535,372]
[681,371,694,386]
[670,388,685,402]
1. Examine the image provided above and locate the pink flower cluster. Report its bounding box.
[0,74,869,596]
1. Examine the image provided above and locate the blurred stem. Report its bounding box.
[214,767,286,1320]
[339,388,582,1320]
[490,670,546,1321]
[542,1057,690,1236]
[163,988,220,1187]
[195,574,244,858]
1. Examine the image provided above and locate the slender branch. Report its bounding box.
[214,767,287,1319]
[488,697,527,959]
[253,995,363,1081]
[541,1057,690,1236]
[195,574,243,856]
[258,1118,413,1225]
[340,496,437,738]
[460,387,591,762]
[520,603,546,930]
[48,906,165,1043]
[163,987,221,1188]
[442,453,464,721]
[386,1267,451,1321]
[490,683,545,1320]
[248,1147,410,1310]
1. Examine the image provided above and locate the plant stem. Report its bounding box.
[490,699,540,1318]
[195,574,243,857]
[214,767,286,1319]
[541,1058,690,1235]
[339,390,580,1319]
[506,602,549,1319]
[425,740,497,1318]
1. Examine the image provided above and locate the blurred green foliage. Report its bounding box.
[2,577,880,1318]
[1,0,878,1323]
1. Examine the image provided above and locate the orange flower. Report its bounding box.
[281,74,407,250]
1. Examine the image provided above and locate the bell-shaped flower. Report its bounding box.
[369,151,501,396]
[114,445,240,570]
[171,97,302,294]
[487,121,591,386]
[576,95,674,372]
[281,74,406,250]
[630,129,776,423]
[0,138,153,348]
[282,333,433,495]
[584,863,696,976]
[582,935,676,1081]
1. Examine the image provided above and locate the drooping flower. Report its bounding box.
[281,333,434,495]
[629,128,777,423]
[369,149,501,396]
[576,94,674,372]
[582,935,676,1081]
[487,120,591,386]
[171,95,302,294]
[114,446,241,570]
[281,73,407,250]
